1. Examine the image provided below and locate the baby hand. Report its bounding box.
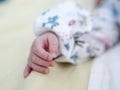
[24,32,59,78]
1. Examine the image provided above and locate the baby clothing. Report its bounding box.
[34,1,119,64]
[91,0,119,47]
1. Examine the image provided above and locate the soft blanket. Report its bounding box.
[89,43,120,90]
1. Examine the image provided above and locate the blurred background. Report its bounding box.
[0,0,95,84]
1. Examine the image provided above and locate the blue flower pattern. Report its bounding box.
[64,43,70,50]
[70,53,78,62]
[93,27,102,31]
[42,16,59,29]
[112,4,119,17]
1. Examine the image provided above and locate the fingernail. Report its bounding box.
[44,69,49,74]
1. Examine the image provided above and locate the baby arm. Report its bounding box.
[91,0,120,50]
[33,2,94,64]
[74,0,120,63]
[32,2,111,64]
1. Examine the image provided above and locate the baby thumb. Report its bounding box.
[49,43,59,58]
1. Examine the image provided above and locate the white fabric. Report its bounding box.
[88,43,120,90]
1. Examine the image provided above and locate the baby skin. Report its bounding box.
[24,32,59,78]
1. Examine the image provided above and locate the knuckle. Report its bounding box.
[41,61,49,66]
[32,46,38,53]
[31,56,35,62]
[31,58,34,63]
[32,44,39,53]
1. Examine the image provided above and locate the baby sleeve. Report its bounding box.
[34,2,93,64]
[91,0,120,49]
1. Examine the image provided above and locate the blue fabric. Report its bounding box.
[0,0,6,3]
